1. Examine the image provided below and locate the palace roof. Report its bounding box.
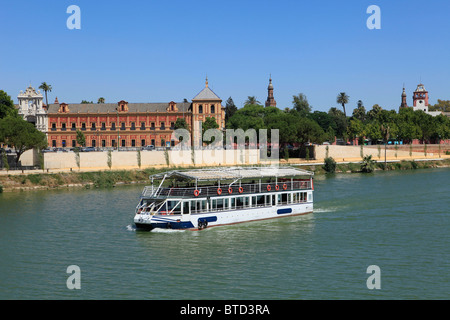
[46,102,192,114]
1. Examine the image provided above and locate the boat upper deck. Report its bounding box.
[142,166,314,199]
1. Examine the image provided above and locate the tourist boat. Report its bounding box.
[134,166,314,231]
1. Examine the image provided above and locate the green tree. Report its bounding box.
[336,92,349,117]
[76,130,86,148]
[225,97,238,123]
[174,118,189,130]
[292,93,311,115]
[347,118,365,143]
[244,96,260,105]
[352,100,366,122]
[328,107,347,138]
[81,100,93,104]
[202,117,220,145]
[367,104,383,122]
[97,97,105,104]
[428,99,450,112]
[0,116,47,166]
[39,82,52,107]
[0,90,18,119]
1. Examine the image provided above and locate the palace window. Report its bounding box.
[151,122,155,130]
[170,122,175,130]
[52,140,56,147]
[160,122,165,130]
[101,123,106,130]
[140,122,146,130]
[211,104,215,114]
[81,123,86,131]
[71,123,76,131]
[111,122,116,130]
[61,123,66,131]
[131,139,136,147]
[72,140,76,148]
[141,139,146,147]
[91,123,96,131]
[199,104,203,114]
[121,139,126,147]
[121,122,126,130]
[131,122,136,130]
[151,139,155,146]
[51,123,56,131]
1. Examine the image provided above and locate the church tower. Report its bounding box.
[412,84,429,112]
[399,86,408,110]
[265,76,277,107]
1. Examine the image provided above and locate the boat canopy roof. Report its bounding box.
[149,166,314,182]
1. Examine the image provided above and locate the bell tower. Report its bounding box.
[412,84,429,112]
[399,86,408,110]
[265,76,277,107]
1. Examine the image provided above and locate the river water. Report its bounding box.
[0,168,448,300]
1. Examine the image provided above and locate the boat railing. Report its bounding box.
[142,180,311,199]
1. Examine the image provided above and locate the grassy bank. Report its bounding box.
[302,158,450,175]
[0,159,449,193]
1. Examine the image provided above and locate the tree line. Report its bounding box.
[224,93,450,146]
[0,90,48,167]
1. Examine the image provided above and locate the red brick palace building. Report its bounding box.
[46,79,225,149]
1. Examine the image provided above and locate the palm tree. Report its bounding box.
[245,96,260,105]
[360,155,376,173]
[39,82,52,107]
[97,97,105,104]
[336,92,349,117]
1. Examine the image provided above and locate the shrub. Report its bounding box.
[361,155,376,173]
[323,157,336,173]
[0,184,3,193]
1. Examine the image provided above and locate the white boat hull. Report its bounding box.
[134,202,313,230]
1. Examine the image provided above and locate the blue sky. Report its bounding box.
[1,0,449,113]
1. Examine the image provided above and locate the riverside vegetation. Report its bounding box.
[1,159,449,193]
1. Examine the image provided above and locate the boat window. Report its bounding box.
[230,197,235,209]
[170,201,181,215]
[201,200,207,212]
[236,197,243,208]
[211,199,217,212]
[224,198,229,210]
[190,200,197,213]
[281,193,288,204]
[265,195,270,206]
[217,199,224,211]
[183,201,190,214]
[257,195,264,207]
[252,196,257,207]
[293,192,298,203]
[244,196,250,208]
[272,195,276,206]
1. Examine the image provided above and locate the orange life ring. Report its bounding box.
[217,188,222,195]
[238,187,244,193]
[194,189,200,197]
[228,187,233,194]
[275,185,280,191]
[267,185,272,191]
[282,184,288,190]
